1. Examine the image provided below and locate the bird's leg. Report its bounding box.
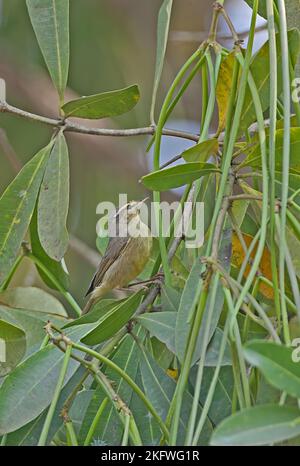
[117,273,165,294]
[126,320,134,333]
[128,272,165,288]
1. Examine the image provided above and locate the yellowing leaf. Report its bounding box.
[166,368,178,380]
[231,232,274,299]
[216,51,236,133]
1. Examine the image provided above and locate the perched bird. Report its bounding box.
[82,199,152,314]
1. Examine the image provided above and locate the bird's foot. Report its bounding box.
[129,272,165,288]
[126,320,134,333]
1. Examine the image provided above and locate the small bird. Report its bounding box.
[82,199,152,314]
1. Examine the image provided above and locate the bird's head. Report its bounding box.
[115,198,148,222]
[115,197,148,227]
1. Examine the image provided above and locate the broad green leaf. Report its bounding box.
[0,305,62,356]
[130,370,160,446]
[0,286,67,317]
[181,138,219,163]
[240,29,300,133]
[231,198,250,228]
[26,0,69,102]
[136,312,176,353]
[0,143,52,287]
[0,320,26,376]
[81,291,144,346]
[79,331,142,445]
[67,390,94,437]
[175,258,202,362]
[0,324,95,435]
[61,85,140,119]
[55,390,93,443]
[5,364,87,445]
[150,0,173,121]
[0,346,76,435]
[191,366,234,426]
[161,285,180,312]
[63,298,125,328]
[216,51,236,133]
[175,229,231,365]
[198,173,216,236]
[30,207,70,291]
[244,340,300,398]
[204,328,232,367]
[139,348,212,444]
[150,337,174,371]
[244,128,300,173]
[211,405,300,446]
[38,133,69,260]
[141,162,219,191]
[138,316,231,367]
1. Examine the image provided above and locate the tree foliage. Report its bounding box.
[0,0,300,447]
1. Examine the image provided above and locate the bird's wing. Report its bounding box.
[85,236,130,296]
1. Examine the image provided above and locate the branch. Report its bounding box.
[0,101,199,143]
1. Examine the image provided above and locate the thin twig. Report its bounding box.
[0,101,199,142]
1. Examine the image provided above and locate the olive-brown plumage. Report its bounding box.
[82,200,152,314]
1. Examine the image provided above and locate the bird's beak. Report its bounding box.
[137,197,149,208]
[113,203,127,218]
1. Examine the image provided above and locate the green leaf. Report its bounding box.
[175,258,202,361]
[5,365,87,445]
[61,85,140,119]
[0,286,67,317]
[81,291,144,346]
[150,0,173,122]
[0,346,76,435]
[30,207,70,291]
[38,133,69,260]
[150,337,174,371]
[175,229,231,365]
[240,29,300,133]
[181,139,219,163]
[26,0,69,102]
[244,340,300,398]
[0,143,52,287]
[141,162,219,191]
[79,331,142,445]
[231,198,250,228]
[211,405,300,446]
[191,366,234,426]
[244,128,300,173]
[204,328,232,367]
[130,370,161,446]
[63,298,125,328]
[0,306,59,356]
[0,319,26,377]
[139,348,212,444]
[0,325,94,435]
[55,389,93,443]
[136,312,176,353]
[160,285,180,312]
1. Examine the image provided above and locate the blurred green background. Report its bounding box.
[0,0,266,308]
